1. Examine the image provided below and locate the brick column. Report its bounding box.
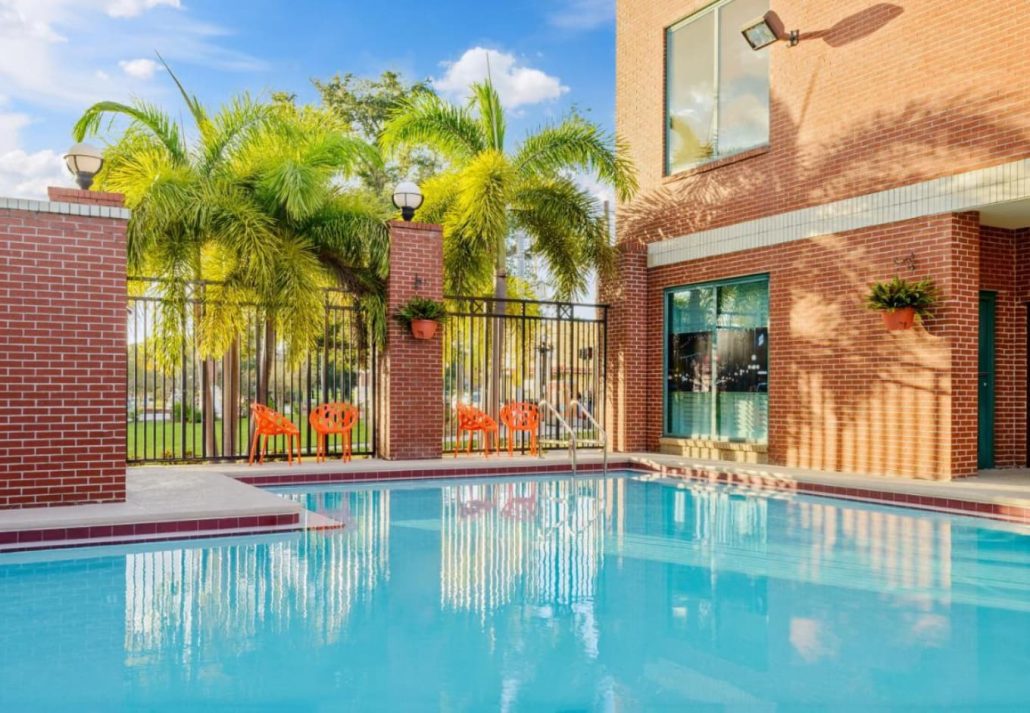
[942,211,982,478]
[0,188,128,508]
[379,220,444,460]
[600,239,649,453]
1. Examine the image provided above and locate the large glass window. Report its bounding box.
[666,0,770,174]
[666,277,768,442]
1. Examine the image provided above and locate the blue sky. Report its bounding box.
[0,0,616,199]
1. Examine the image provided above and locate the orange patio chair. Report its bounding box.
[309,403,359,463]
[455,404,499,457]
[500,401,540,456]
[248,403,302,465]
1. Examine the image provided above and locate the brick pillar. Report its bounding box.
[379,220,444,460]
[0,188,128,508]
[942,211,982,477]
[600,239,649,453]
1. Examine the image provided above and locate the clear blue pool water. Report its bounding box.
[1,472,1028,711]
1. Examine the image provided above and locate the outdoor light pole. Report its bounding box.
[64,143,104,190]
[392,181,424,222]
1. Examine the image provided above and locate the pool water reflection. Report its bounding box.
[1,473,1028,711]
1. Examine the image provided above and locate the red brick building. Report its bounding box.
[606,0,1030,479]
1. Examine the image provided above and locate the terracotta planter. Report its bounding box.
[881,307,916,331]
[410,319,439,340]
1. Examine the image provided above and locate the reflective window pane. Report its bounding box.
[718,0,770,155]
[666,11,716,173]
[666,279,769,443]
[666,288,715,437]
[665,0,770,173]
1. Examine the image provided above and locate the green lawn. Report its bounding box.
[127,418,372,461]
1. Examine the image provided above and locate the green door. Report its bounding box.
[978,291,996,469]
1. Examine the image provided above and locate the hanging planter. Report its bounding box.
[880,306,916,331]
[865,276,938,332]
[395,297,447,340]
[410,319,439,340]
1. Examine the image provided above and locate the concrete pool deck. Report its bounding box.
[1,451,1028,553]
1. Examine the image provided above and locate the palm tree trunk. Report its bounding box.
[194,299,217,457]
[258,316,276,407]
[202,358,216,456]
[221,336,240,456]
[488,238,507,420]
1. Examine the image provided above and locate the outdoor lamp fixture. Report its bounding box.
[64,142,104,190]
[742,11,798,50]
[392,181,424,222]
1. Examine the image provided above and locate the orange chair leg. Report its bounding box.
[249,428,260,465]
[259,434,268,464]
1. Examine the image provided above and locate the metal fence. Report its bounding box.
[127,278,376,463]
[442,296,608,454]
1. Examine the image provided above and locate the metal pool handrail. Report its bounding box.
[538,399,577,474]
[571,399,607,475]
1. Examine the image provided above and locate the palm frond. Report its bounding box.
[514,116,638,202]
[471,80,506,152]
[73,99,187,163]
[512,177,613,298]
[381,92,486,164]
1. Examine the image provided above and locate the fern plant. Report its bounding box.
[865,276,939,320]
[395,297,447,327]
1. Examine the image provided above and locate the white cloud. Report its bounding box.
[119,57,160,79]
[0,101,67,199]
[548,0,614,31]
[0,0,264,107]
[0,147,67,199]
[434,47,568,109]
[105,0,181,18]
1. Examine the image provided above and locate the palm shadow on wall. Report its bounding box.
[619,70,1030,476]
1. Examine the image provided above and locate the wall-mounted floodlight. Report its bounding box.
[742,11,799,50]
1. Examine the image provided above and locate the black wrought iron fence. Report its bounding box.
[442,296,608,454]
[127,278,376,463]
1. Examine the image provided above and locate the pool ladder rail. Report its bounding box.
[537,399,608,475]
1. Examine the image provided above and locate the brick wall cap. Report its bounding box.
[388,219,443,233]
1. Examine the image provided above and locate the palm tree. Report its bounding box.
[74,64,389,456]
[382,80,636,415]
[381,81,637,300]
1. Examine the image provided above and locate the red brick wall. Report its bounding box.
[644,213,980,480]
[617,0,1030,242]
[600,240,649,452]
[0,191,127,508]
[979,225,1028,468]
[380,221,444,459]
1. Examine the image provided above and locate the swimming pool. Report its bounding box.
[1,471,1027,710]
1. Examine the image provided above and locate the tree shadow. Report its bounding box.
[616,86,1030,478]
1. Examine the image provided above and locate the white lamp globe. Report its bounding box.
[392,181,424,221]
[64,143,104,190]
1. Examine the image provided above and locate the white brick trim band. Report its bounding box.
[0,196,130,220]
[647,158,1030,268]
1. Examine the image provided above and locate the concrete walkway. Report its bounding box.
[3,451,1029,553]
[0,469,304,552]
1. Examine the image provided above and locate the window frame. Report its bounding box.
[663,0,770,176]
[662,273,770,442]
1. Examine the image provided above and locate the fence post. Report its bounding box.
[380,220,445,459]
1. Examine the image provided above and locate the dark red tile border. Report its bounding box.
[0,511,302,553]
[4,459,1027,554]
